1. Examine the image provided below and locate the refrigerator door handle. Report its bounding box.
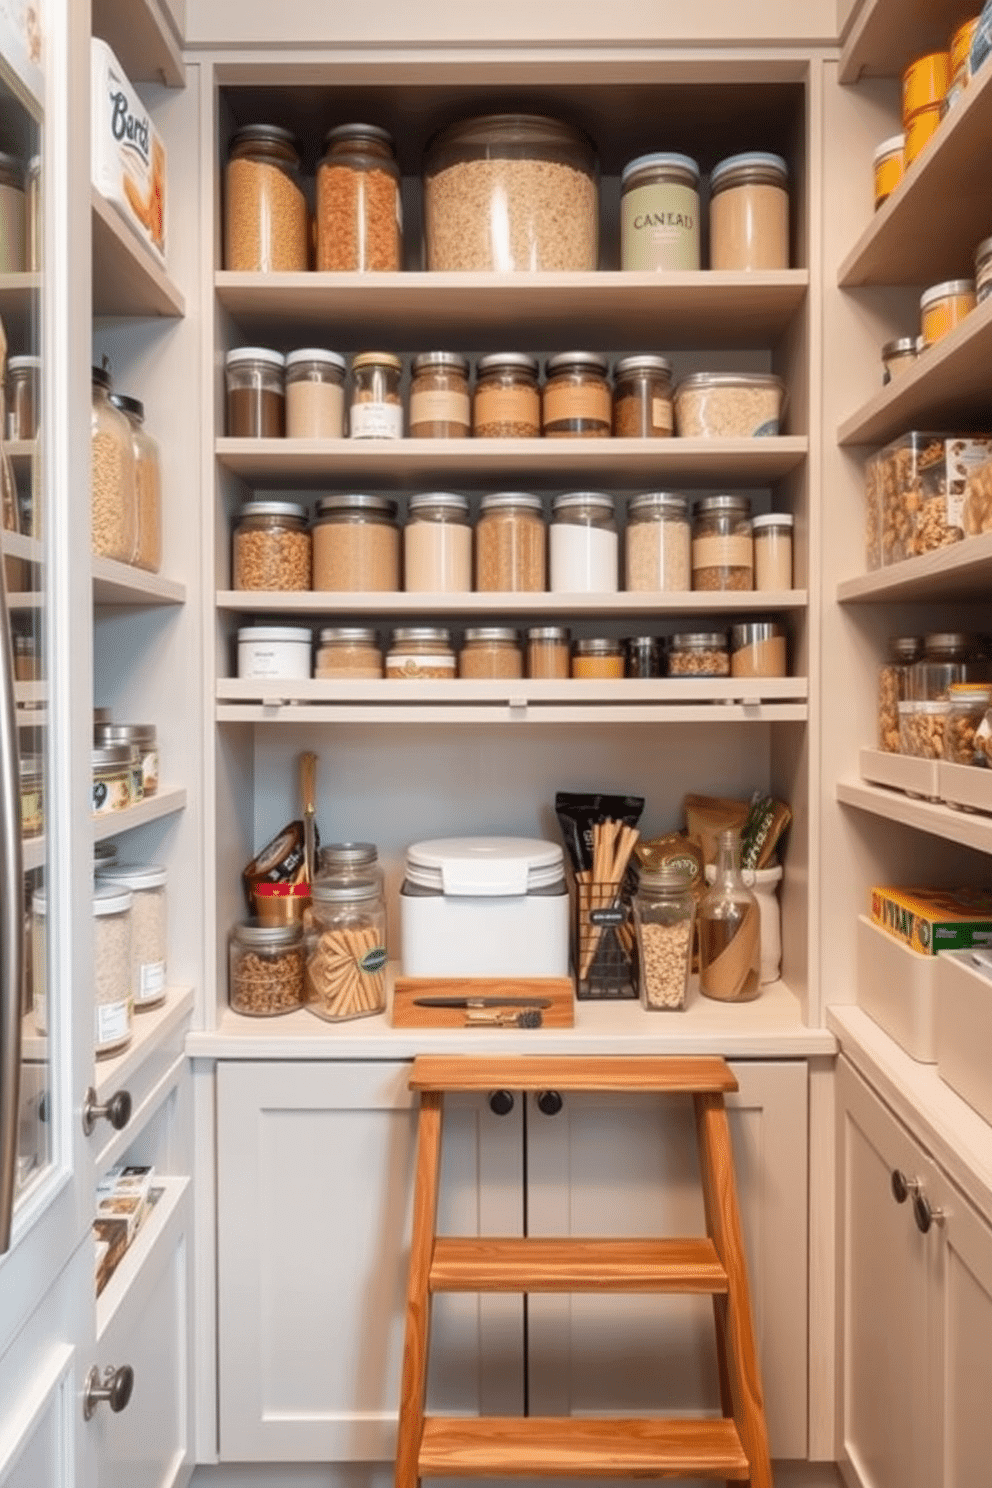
[0,447,24,1255]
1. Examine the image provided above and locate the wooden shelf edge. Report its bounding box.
[837,532,992,603]
[216,703,809,725]
[836,776,992,854]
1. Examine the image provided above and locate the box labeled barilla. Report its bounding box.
[91,38,167,266]
[870,886,992,956]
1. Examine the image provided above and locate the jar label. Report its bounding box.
[543,382,612,425]
[359,945,388,974]
[473,385,540,428]
[138,960,167,1001]
[386,653,456,676]
[349,402,403,439]
[409,388,470,426]
[142,749,160,793]
[621,181,700,270]
[651,396,674,432]
[92,772,132,815]
[692,534,753,569]
[96,996,131,1048]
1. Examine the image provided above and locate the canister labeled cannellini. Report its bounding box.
[872,135,904,209]
[708,151,789,270]
[620,152,700,271]
[920,279,975,346]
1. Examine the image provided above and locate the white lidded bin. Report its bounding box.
[400,835,569,978]
[237,625,311,680]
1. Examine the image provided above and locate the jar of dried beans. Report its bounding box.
[307,881,387,1021]
[624,493,690,592]
[473,353,540,437]
[315,627,383,679]
[225,347,285,438]
[409,352,471,437]
[110,393,162,572]
[348,351,403,439]
[97,863,168,1011]
[542,352,611,437]
[316,123,402,272]
[285,349,346,439]
[691,495,753,591]
[312,494,400,591]
[234,500,311,591]
[459,628,524,679]
[225,125,308,272]
[612,354,673,437]
[877,636,922,752]
[91,365,136,563]
[404,492,472,592]
[229,921,305,1017]
[475,492,546,591]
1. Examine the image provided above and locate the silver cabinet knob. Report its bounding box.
[83,1364,134,1421]
[82,1086,132,1137]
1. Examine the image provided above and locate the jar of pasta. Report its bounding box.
[348,352,403,439]
[709,151,789,270]
[315,627,383,679]
[691,495,753,591]
[312,494,400,591]
[409,353,471,438]
[527,626,570,678]
[404,492,472,592]
[475,493,546,591]
[542,352,611,437]
[307,880,387,1021]
[316,123,402,272]
[549,492,618,592]
[612,355,673,437]
[108,394,162,571]
[473,353,540,437]
[624,493,690,591]
[459,628,523,678]
[234,500,311,592]
[386,627,456,679]
[225,125,308,272]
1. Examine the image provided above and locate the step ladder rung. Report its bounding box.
[409,1054,738,1095]
[418,1415,751,1479]
[429,1237,728,1294]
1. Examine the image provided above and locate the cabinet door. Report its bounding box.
[525,1060,808,1459]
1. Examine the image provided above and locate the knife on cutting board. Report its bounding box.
[413,995,554,1008]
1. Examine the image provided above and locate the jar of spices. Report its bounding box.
[92,744,136,816]
[709,151,790,270]
[634,863,695,1010]
[7,356,40,440]
[691,495,753,591]
[752,512,793,590]
[229,920,305,1017]
[109,394,162,572]
[625,636,662,678]
[527,626,570,679]
[97,863,168,1011]
[459,628,523,679]
[312,494,400,591]
[0,152,25,272]
[473,353,541,438]
[904,105,942,164]
[225,347,285,438]
[572,638,624,679]
[233,500,311,592]
[409,353,471,438]
[91,364,136,563]
[946,683,992,766]
[307,880,387,1021]
[19,754,42,838]
[315,627,383,679]
[612,355,674,437]
[237,625,312,680]
[920,279,975,346]
[225,125,308,272]
[542,352,611,437]
[620,152,701,271]
[475,493,546,591]
[668,631,731,677]
[404,492,472,592]
[549,492,618,592]
[877,636,922,752]
[730,621,787,678]
[285,349,346,439]
[94,723,159,799]
[316,842,384,894]
[624,493,691,591]
[348,352,403,439]
[975,235,992,304]
[385,627,456,679]
[881,337,917,383]
[316,123,402,272]
[872,135,904,208]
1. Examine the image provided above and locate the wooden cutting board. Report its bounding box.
[391,976,575,1028]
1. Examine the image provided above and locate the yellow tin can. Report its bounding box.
[904,104,942,165]
[920,278,976,346]
[872,134,904,208]
[903,50,950,122]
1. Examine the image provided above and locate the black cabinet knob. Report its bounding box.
[913,1192,945,1234]
[536,1090,563,1117]
[488,1090,514,1116]
[890,1169,919,1204]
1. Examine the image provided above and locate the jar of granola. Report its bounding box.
[542,352,611,437]
[233,500,311,591]
[459,628,524,679]
[473,354,540,437]
[946,683,992,765]
[667,631,730,677]
[475,493,546,591]
[878,636,922,752]
[385,627,456,679]
[691,495,753,591]
[315,627,383,679]
[409,353,471,437]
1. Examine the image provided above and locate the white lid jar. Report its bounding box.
[549,491,618,592]
[751,512,794,591]
[620,152,700,271]
[285,349,346,439]
[225,346,286,437]
[97,864,168,1010]
[237,625,312,680]
[709,151,790,271]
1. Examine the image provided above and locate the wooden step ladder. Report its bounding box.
[395,1055,773,1488]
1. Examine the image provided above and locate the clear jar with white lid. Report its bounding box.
[97,863,168,1010]
[620,152,700,271]
[475,492,546,591]
[404,492,472,592]
[225,124,308,272]
[624,492,690,591]
[473,353,541,437]
[386,627,456,679]
[348,352,403,439]
[612,355,674,437]
[91,364,136,563]
[634,863,695,1010]
[709,151,789,270]
[33,885,135,1054]
[0,151,25,272]
[542,352,611,437]
[316,123,402,272]
[109,393,162,572]
[225,347,286,437]
[285,349,346,439]
[459,627,523,678]
[315,627,383,679]
[229,920,305,1016]
[668,631,730,677]
[872,134,904,209]
[549,492,618,592]
[234,500,311,591]
[752,512,793,590]
[306,880,387,1020]
[409,353,471,438]
[691,495,753,591]
[312,493,400,591]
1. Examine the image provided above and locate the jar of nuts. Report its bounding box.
[878,636,922,752]
[316,123,402,273]
[904,699,949,760]
[946,683,992,766]
[348,352,403,439]
[473,353,541,437]
[225,125,308,273]
[542,352,611,437]
[633,863,695,1011]
[691,495,753,591]
[234,500,311,591]
[229,920,305,1017]
[668,631,730,677]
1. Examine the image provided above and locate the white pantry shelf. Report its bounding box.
[837,531,992,603]
[93,784,187,841]
[217,589,807,618]
[92,188,184,320]
[837,777,992,855]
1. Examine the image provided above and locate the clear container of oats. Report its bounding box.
[225,125,309,273]
[459,627,524,679]
[624,493,691,592]
[91,365,136,563]
[667,631,730,677]
[878,636,922,752]
[475,492,546,591]
[527,626,570,678]
[386,627,456,679]
[674,371,785,438]
[691,495,753,591]
[348,352,403,439]
[109,393,162,572]
[316,123,402,273]
[709,151,789,271]
[633,863,695,1011]
[34,884,136,1052]
[946,683,992,766]
[97,864,168,1011]
[404,492,472,591]
[315,627,383,679]
[473,353,541,437]
[233,500,311,591]
[312,494,400,591]
[229,920,305,1017]
[612,355,674,437]
[409,353,471,437]
[542,352,611,437]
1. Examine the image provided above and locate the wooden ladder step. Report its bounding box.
[409,1055,738,1095]
[418,1415,751,1479]
[430,1237,728,1294]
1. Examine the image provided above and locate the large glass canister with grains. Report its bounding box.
[97,863,168,1012]
[634,863,695,1010]
[110,394,162,572]
[312,494,400,591]
[316,123,402,272]
[91,365,136,563]
[306,880,388,1020]
[624,492,690,591]
[877,635,922,752]
[225,125,308,272]
[475,492,546,591]
[691,495,753,591]
[473,353,541,437]
[234,500,311,591]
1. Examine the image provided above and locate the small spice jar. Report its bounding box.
[625,636,662,678]
[878,636,922,752]
[7,355,40,440]
[110,393,162,572]
[572,638,624,679]
[668,631,731,677]
[312,494,400,591]
[975,235,992,304]
[225,347,285,437]
[91,364,136,564]
[881,336,917,383]
[92,744,136,816]
[709,151,789,270]
[624,492,691,592]
[0,152,26,272]
[285,349,346,439]
[19,754,42,838]
[316,842,384,894]
[730,621,787,678]
[542,352,611,437]
[903,50,950,123]
[527,626,570,679]
[237,625,312,680]
[94,723,158,799]
[315,627,383,679]
[549,491,618,592]
[475,492,546,591]
[473,353,541,437]
[224,125,308,272]
[872,134,905,209]
[97,863,168,1011]
[233,500,311,591]
[348,351,403,439]
[306,880,387,1021]
[459,627,524,679]
[409,353,471,438]
[946,682,992,766]
[920,279,976,345]
[620,152,701,271]
[904,105,942,164]
[692,495,753,591]
[229,921,305,1017]
[634,863,695,1011]
[316,123,402,273]
[386,627,456,679]
[612,355,673,437]
[752,513,793,590]
[404,492,472,592]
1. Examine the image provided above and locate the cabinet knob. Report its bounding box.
[82,1086,132,1137]
[488,1090,514,1116]
[83,1364,134,1421]
[890,1169,920,1205]
[536,1090,563,1117]
[913,1192,946,1234]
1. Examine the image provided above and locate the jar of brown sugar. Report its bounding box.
[225,125,308,273]
[572,638,624,679]
[234,500,311,591]
[349,351,403,439]
[409,352,471,438]
[527,626,570,678]
[316,123,402,272]
[752,513,793,591]
[475,492,546,591]
[285,349,346,439]
[473,353,540,437]
[312,494,400,591]
[315,627,383,679]
[691,495,753,591]
[459,627,524,678]
[386,627,456,679]
[730,621,787,678]
[404,492,472,592]
[542,352,611,437]
[612,355,673,437]
[226,347,285,437]
[709,152,790,271]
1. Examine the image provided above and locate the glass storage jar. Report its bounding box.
[404,492,472,591]
[316,123,402,272]
[92,743,137,816]
[625,636,662,678]
[385,627,456,679]
[225,347,285,437]
[709,151,789,270]
[473,353,541,437]
[316,842,384,895]
[542,353,611,437]
[475,493,546,591]
[920,279,976,346]
[903,699,949,760]
[882,336,917,383]
[94,723,158,798]
[97,863,168,1011]
[634,863,695,1010]
[110,394,162,572]
[91,364,136,563]
[624,492,691,591]
[0,151,25,272]
[898,700,919,756]
[549,492,618,592]
[912,632,976,700]
[20,754,42,838]
[306,880,387,1020]
[312,494,400,591]
[877,635,922,752]
[620,152,700,270]
[691,495,753,591]
[315,627,383,679]
[409,353,471,437]
[572,638,624,679]
[233,500,311,591]
[285,349,346,439]
[667,631,730,677]
[26,154,39,271]
[752,512,793,590]
[229,920,305,1017]
[348,351,403,438]
[612,355,674,437]
[225,125,308,272]
[527,626,570,678]
[424,113,598,272]
[730,621,787,678]
[697,829,761,1003]
[459,627,523,678]
[7,355,40,440]
[946,683,992,766]
[674,371,785,437]
[92,884,135,1055]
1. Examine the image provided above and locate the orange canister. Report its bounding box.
[872,135,904,208]
[920,278,976,346]
[903,50,950,123]
[949,15,979,78]
[904,105,942,165]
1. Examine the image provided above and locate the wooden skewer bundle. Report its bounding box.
[306,924,387,1020]
[576,818,641,982]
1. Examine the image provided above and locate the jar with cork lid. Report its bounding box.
[348,353,403,439]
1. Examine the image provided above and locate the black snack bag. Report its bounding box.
[554,791,645,874]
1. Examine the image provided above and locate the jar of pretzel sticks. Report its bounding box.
[305,879,387,1021]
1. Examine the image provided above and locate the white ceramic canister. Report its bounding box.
[237,625,312,679]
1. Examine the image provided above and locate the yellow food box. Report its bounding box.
[870,885,992,955]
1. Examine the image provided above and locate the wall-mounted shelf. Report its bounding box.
[216,589,808,618]
[837,531,992,603]
[93,784,186,841]
[837,777,992,855]
[0,271,40,347]
[91,0,184,88]
[92,189,184,319]
[92,558,185,607]
[839,0,974,83]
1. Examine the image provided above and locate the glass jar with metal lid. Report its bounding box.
[91,364,136,563]
[285,349,347,439]
[225,347,286,438]
[473,353,541,437]
[234,500,311,591]
[109,393,162,571]
[730,621,787,678]
[913,632,977,701]
[878,636,922,752]
[459,628,524,679]
[542,352,611,437]
[35,886,133,1054]
[976,236,992,304]
[674,371,785,437]
[316,123,402,272]
[634,863,695,1010]
[475,492,546,591]
[97,864,168,1011]
[625,492,690,591]
[612,355,674,437]
[549,492,618,592]
[709,152,790,270]
[312,494,400,591]
[571,637,624,679]
[947,683,992,766]
[316,842,384,894]
[225,125,308,272]
[7,355,40,440]
[306,879,387,1021]
[404,492,472,592]
[409,353,471,438]
[667,631,730,677]
[691,495,753,591]
[348,352,403,439]
[385,627,456,679]
[625,636,662,678]
[620,152,700,271]
[314,627,383,679]
[527,626,570,678]
[752,512,793,590]
[92,743,137,816]
[229,920,305,1017]
[94,722,158,798]
[881,337,917,384]
[920,279,976,346]
[0,151,25,272]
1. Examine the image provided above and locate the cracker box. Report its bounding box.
[91,38,167,266]
[869,885,992,956]
[94,1217,128,1296]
